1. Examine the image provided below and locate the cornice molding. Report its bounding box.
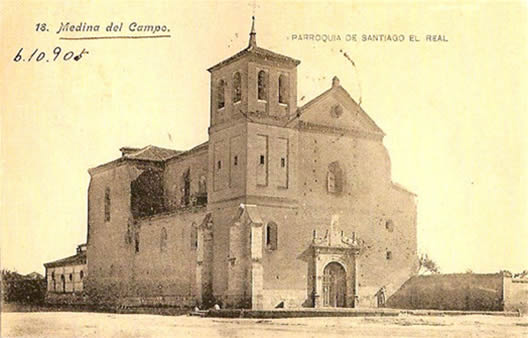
[296,121,384,141]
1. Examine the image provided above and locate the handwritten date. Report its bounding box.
[13,47,89,63]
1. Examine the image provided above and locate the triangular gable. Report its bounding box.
[292,85,384,136]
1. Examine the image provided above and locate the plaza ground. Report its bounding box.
[1,311,527,337]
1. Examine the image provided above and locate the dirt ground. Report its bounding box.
[1,312,527,337]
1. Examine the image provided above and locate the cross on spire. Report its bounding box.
[248,16,257,48]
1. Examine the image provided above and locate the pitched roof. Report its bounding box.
[89,142,209,175]
[165,141,209,162]
[123,145,182,162]
[44,252,86,268]
[289,83,385,135]
[207,45,300,72]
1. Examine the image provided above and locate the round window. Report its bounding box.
[330,105,343,118]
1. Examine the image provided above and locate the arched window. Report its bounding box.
[198,175,207,194]
[257,70,267,101]
[327,161,344,194]
[182,168,191,206]
[197,175,207,205]
[265,222,278,250]
[69,273,73,281]
[278,74,288,104]
[135,231,140,253]
[80,270,84,280]
[51,272,55,280]
[104,187,111,222]
[125,221,132,245]
[233,72,241,103]
[160,227,168,252]
[190,223,198,250]
[217,79,225,109]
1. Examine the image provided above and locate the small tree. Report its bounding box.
[1,269,46,304]
[418,253,440,275]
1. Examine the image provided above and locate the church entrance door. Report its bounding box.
[322,262,346,307]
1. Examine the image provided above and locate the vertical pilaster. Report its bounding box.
[196,215,213,306]
[250,221,263,309]
[195,226,204,305]
[313,249,322,308]
[353,252,359,308]
[227,221,246,305]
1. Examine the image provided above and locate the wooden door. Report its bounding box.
[323,262,347,307]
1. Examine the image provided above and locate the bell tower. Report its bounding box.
[206,18,301,206]
[205,17,302,306]
[207,17,300,129]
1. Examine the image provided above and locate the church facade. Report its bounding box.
[82,20,418,310]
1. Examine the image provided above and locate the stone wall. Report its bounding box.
[504,276,528,313]
[208,202,241,304]
[295,126,417,307]
[45,292,88,305]
[386,273,504,311]
[131,210,205,302]
[86,162,138,304]
[86,159,206,306]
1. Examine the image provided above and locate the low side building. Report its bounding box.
[387,271,528,313]
[504,272,528,313]
[43,244,87,304]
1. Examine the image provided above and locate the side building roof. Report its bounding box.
[88,142,208,175]
[121,145,182,161]
[44,252,86,269]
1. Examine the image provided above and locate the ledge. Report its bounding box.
[202,307,521,318]
[136,205,207,223]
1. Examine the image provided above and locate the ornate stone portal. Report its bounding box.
[311,215,362,308]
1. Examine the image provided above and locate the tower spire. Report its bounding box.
[249,16,257,48]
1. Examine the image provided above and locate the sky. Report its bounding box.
[1,0,526,275]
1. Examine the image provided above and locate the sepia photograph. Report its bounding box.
[1,1,527,337]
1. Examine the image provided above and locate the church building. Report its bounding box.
[66,18,418,309]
